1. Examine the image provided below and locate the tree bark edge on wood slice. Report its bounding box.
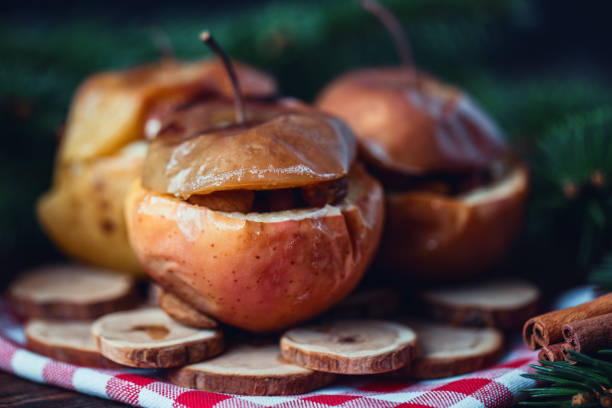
[158,289,218,328]
[91,308,224,368]
[168,344,336,395]
[280,319,418,374]
[25,319,121,368]
[421,278,540,329]
[7,265,139,320]
[394,320,503,379]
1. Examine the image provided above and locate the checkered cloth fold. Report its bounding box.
[0,300,537,408]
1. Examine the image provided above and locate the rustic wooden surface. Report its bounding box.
[0,371,126,407]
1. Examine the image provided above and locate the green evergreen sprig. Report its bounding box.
[537,107,612,193]
[589,253,612,290]
[522,107,612,281]
[520,350,612,407]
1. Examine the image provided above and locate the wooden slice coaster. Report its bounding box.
[280,319,417,374]
[159,290,218,329]
[25,319,120,368]
[326,288,400,319]
[148,284,163,306]
[421,278,540,329]
[169,344,336,395]
[7,264,138,320]
[396,320,503,379]
[91,308,224,368]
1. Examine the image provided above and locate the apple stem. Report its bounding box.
[151,27,175,62]
[361,0,414,70]
[200,31,246,124]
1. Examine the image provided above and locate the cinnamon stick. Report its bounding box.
[562,312,612,353]
[523,292,612,350]
[537,343,570,362]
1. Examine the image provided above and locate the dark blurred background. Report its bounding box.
[2,0,612,289]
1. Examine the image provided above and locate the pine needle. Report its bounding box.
[521,349,612,406]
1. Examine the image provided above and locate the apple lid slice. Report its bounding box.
[169,344,336,395]
[396,320,503,379]
[158,289,218,329]
[91,308,224,368]
[7,264,138,320]
[280,319,417,374]
[142,31,356,198]
[25,319,119,368]
[143,107,356,198]
[60,58,277,163]
[421,278,540,329]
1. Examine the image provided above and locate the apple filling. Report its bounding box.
[371,159,511,197]
[186,177,348,213]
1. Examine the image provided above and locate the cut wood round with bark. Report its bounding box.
[280,319,418,374]
[395,320,503,379]
[7,264,138,320]
[91,308,224,368]
[158,290,218,329]
[421,278,540,329]
[326,288,400,319]
[148,284,163,306]
[169,344,336,395]
[25,319,120,368]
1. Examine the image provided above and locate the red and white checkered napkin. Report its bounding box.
[0,303,537,408]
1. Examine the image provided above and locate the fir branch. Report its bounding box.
[520,350,612,407]
[524,107,612,276]
[538,107,612,189]
[589,252,612,290]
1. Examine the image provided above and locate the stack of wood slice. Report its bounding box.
[7,267,541,395]
[7,264,138,319]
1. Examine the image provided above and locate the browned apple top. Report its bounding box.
[317,67,508,176]
[142,98,357,200]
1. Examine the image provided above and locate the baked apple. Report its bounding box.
[125,32,384,331]
[37,58,277,275]
[316,4,528,280]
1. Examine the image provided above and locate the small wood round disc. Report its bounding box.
[7,264,138,319]
[280,319,418,374]
[159,290,218,329]
[91,308,224,368]
[25,319,120,368]
[148,284,163,306]
[398,321,503,379]
[421,278,540,329]
[326,288,400,319]
[169,344,336,395]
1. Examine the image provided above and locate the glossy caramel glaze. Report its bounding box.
[143,99,357,198]
[317,67,507,175]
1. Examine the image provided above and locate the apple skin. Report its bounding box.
[316,67,506,175]
[37,142,147,275]
[124,165,384,332]
[377,165,528,280]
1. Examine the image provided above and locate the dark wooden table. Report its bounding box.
[0,371,126,408]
